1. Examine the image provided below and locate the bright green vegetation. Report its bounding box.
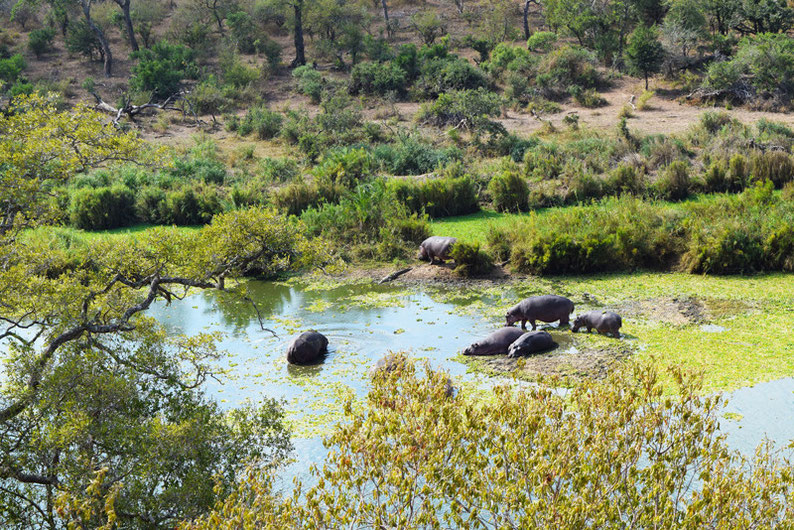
[184,359,794,529]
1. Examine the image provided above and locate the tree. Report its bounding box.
[0,98,329,525]
[184,358,794,528]
[625,23,664,89]
[662,0,706,59]
[0,94,144,235]
[17,0,115,76]
[111,0,139,51]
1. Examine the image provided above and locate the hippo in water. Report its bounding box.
[507,331,557,358]
[286,331,328,365]
[505,295,575,330]
[462,327,526,356]
[418,236,457,264]
[572,311,622,337]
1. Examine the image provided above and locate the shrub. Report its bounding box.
[570,86,606,108]
[169,154,227,185]
[417,88,503,134]
[292,65,323,104]
[535,45,600,100]
[271,181,320,216]
[411,11,445,45]
[606,164,645,195]
[69,185,137,230]
[388,175,479,218]
[485,43,535,76]
[313,148,374,203]
[728,153,750,191]
[488,170,529,212]
[188,76,228,115]
[135,186,167,224]
[527,31,557,52]
[163,185,223,225]
[226,11,258,54]
[372,137,462,175]
[65,20,103,62]
[702,159,729,193]
[350,61,407,96]
[0,53,25,85]
[654,160,691,201]
[28,27,55,59]
[257,157,299,183]
[230,106,283,139]
[636,90,655,110]
[130,40,198,98]
[414,55,487,98]
[222,56,260,88]
[751,150,794,188]
[699,111,734,134]
[256,37,282,71]
[683,221,764,274]
[450,241,493,276]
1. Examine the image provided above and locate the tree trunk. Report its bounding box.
[116,0,139,52]
[381,0,389,25]
[212,1,225,35]
[291,0,306,67]
[645,73,649,91]
[523,0,531,41]
[81,0,113,77]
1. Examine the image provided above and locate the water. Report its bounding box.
[147,279,794,484]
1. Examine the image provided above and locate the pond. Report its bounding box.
[147,275,794,485]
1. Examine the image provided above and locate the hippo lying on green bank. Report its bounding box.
[572,311,622,337]
[462,327,526,356]
[506,295,575,330]
[507,331,556,358]
[418,236,457,264]
[286,331,328,365]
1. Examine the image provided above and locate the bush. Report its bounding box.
[271,181,320,216]
[654,160,691,201]
[606,164,645,195]
[292,65,323,104]
[450,241,493,276]
[527,31,557,52]
[65,20,103,62]
[488,170,529,212]
[350,61,407,97]
[257,157,299,183]
[417,88,503,134]
[535,45,600,100]
[683,221,765,274]
[135,186,167,224]
[69,185,137,230]
[313,148,374,203]
[570,86,606,108]
[388,175,479,218]
[0,54,25,85]
[372,137,462,175]
[229,106,283,139]
[28,27,55,59]
[751,150,794,188]
[130,40,198,98]
[188,76,228,115]
[226,11,258,54]
[414,55,487,98]
[222,55,260,88]
[163,185,223,225]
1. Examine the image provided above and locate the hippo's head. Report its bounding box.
[417,245,428,260]
[462,342,481,356]
[571,315,585,332]
[505,308,519,327]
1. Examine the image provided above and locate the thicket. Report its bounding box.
[487,183,794,275]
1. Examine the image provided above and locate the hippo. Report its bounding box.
[505,295,575,330]
[418,236,457,264]
[286,331,328,365]
[462,327,526,356]
[572,310,622,337]
[507,331,556,358]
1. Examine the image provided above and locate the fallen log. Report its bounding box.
[377,267,412,284]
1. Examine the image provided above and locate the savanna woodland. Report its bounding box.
[2,0,794,527]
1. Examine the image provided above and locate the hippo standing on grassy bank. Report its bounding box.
[572,311,622,337]
[462,327,526,356]
[507,331,556,358]
[286,331,328,365]
[506,295,575,330]
[418,236,457,264]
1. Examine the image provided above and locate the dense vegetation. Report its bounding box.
[3,0,794,526]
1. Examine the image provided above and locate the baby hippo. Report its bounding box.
[418,236,457,264]
[286,331,328,365]
[462,327,526,356]
[572,311,622,338]
[507,331,556,358]
[506,295,575,330]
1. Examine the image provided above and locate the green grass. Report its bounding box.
[429,193,742,245]
[25,224,201,244]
